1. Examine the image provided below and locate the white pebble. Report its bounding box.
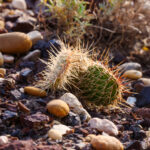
[12,0,27,10]
[127,97,137,106]
[48,129,62,140]
[0,136,8,145]
[88,118,118,136]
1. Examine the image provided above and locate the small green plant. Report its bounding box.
[41,0,92,40]
[37,43,125,106]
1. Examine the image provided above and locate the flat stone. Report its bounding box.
[88,118,118,136]
[22,50,41,61]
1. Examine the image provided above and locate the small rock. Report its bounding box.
[18,101,30,114]
[22,112,49,129]
[3,54,14,64]
[91,135,124,150]
[88,118,118,136]
[123,70,142,80]
[3,110,18,121]
[0,136,8,145]
[20,68,32,82]
[63,111,81,126]
[12,0,27,10]
[27,30,43,45]
[138,78,150,86]
[12,15,36,33]
[47,99,69,118]
[0,20,5,29]
[135,108,150,119]
[0,52,4,66]
[126,97,136,106]
[48,129,62,140]
[119,62,141,73]
[135,86,150,107]
[10,89,22,100]
[24,86,47,97]
[52,124,71,135]
[60,93,91,121]
[85,134,96,142]
[22,50,41,61]
[0,68,6,78]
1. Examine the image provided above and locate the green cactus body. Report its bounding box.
[75,64,121,106]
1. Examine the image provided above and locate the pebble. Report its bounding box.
[63,111,81,126]
[12,15,36,33]
[52,124,71,135]
[91,135,124,150]
[27,30,43,45]
[3,54,14,64]
[126,97,137,106]
[48,129,62,140]
[12,0,27,10]
[0,52,4,66]
[0,20,5,29]
[47,99,69,118]
[135,86,150,107]
[85,134,96,142]
[0,32,32,54]
[60,93,91,121]
[0,136,9,145]
[20,68,32,82]
[123,70,142,80]
[22,49,41,61]
[0,68,6,78]
[138,78,150,86]
[88,118,118,136]
[119,62,141,73]
[24,86,47,97]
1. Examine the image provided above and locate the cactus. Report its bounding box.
[37,44,125,106]
[74,63,123,106]
[36,44,90,91]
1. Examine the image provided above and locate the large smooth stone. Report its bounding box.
[0,32,32,54]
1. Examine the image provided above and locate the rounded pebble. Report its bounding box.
[47,99,69,118]
[0,52,4,66]
[0,68,6,78]
[48,129,62,140]
[91,135,124,150]
[0,136,9,145]
[3,54,14,64]
[0,32,32,54]
[123,70,142,80]
[24,86,47,97]
[12,0,27,10]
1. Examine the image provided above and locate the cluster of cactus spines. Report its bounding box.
[37,44,91,91]
[37,42,125,106]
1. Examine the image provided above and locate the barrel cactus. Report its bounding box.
[74,63,123,106]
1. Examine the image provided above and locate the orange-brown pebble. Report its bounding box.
[24,86,47,97]
[47,99,69,118]
[91,135,124,150]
